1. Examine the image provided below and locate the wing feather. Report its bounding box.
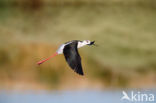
[63,41,84,75]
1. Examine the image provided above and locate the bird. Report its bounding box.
[37,40,95,75]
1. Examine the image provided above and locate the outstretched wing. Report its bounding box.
[63,41,84,75]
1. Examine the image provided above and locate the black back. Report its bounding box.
[63,40,84,75]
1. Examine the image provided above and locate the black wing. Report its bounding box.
[63,41,84,75]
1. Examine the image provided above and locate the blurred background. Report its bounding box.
[0,0,156,103]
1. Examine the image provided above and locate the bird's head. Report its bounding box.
[83,40,95,46]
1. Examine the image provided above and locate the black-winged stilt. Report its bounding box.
[37,40,95,75]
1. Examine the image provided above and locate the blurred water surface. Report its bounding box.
[0,90,156,103]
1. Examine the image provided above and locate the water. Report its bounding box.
[0,90,155,103]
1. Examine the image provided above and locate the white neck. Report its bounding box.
[78,42,87,48]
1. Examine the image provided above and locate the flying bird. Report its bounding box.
[37,40,95,75]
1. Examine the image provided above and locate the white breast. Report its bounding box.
[78,42,86,48]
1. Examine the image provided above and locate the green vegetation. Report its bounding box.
[0,0,156,89]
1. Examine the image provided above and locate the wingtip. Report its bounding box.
[76,71,84,76]
[76,69,84,76]
[79,73,84,76]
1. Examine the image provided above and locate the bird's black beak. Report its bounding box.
[88,41,95,46]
